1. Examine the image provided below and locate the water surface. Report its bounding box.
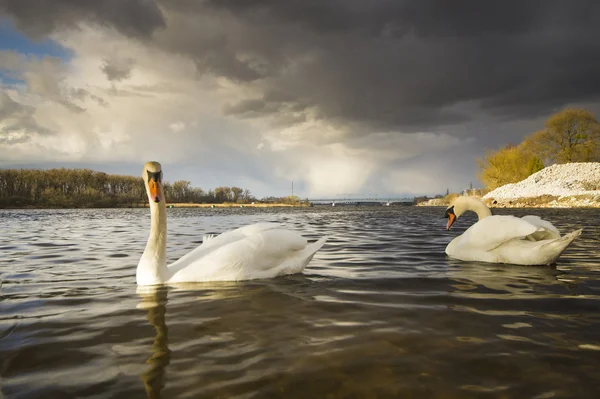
[1,207,600,398]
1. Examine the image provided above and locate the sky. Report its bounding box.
[1,0,600,199]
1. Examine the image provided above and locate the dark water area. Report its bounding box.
[1,206,600,398]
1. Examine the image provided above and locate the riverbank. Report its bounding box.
[486,194,600,208]
[484,162,600,208]
[418,162,600,208]
[417,194,600,208]
[0,202,310,210]
[165,202,309,208]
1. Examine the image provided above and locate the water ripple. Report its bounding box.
[1,207,600,398]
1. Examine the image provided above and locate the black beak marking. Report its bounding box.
[147,170,162,183]
[444,206,455,219]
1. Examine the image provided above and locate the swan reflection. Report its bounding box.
[137,286,171,399]
[446,260,574,297]
[135,277,318,398]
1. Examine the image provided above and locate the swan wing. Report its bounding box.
[456,215,540,252]
[521,215,561,240]
[169,228,322,282]
[202,229,307,272]
[168,222,281,270]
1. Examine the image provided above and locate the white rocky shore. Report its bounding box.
[483,162,600,208]
[418,162,600,208]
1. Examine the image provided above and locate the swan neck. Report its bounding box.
[150,201,167,248]
[137,201,167,285]
[469,198,492,221]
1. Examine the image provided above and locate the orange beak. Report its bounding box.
[149,180,161,203]
[446,212,456,230]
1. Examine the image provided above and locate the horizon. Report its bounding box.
[2,1,600,198]
[0,162,437,199]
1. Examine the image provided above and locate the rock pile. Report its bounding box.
[484,162,600,200]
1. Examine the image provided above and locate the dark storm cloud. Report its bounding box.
[4,0,600,133]
[195,54,266,83]
[159,0,600,132]
[0,0,165,39]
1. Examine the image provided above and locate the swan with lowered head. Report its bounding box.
[444,196,581,265]
[137,161,328,285]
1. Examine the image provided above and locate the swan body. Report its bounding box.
[444,196,581,266]
[137,161,328,285]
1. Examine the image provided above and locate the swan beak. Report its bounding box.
[444,206,456,230]
[446,212,456,230]
[149,180,161,203]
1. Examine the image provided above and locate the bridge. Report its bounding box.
[308,195,415,206]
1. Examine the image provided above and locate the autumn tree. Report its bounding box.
[171,180,191,202]
[189,187,205,202]
[242,189,253,203]
[282,195,301,205]
[478,144,545,190]
[524,108,600,164]
[231,187,243,203]
[214,186,232,202]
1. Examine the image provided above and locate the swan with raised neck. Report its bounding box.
[137,161,168,285]
[135,161,329,285]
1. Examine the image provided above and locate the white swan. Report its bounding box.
[444,196,581,265]
[136,161,328,285]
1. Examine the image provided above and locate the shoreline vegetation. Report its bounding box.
[0,202,312,210]
[0,168,309,209]
[167,202,310,208]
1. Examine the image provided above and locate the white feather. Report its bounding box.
[202,234,217,243]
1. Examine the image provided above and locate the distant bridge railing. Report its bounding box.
[308,197,415,206]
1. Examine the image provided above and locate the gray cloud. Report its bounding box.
[0,90,23,119]
[0,91,53,143]
[0,0,165,39]
[153,0,600,134]
[4,0,600,134]
[0,135,30,145]
[0,50,107,112]
[69,87,109,107]
[194,53,265,83]
[101,57,134,81]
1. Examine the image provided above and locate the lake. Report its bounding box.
[1,206,600,398]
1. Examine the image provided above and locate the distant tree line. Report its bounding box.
[0,168,144,208]
[478,108,600,190]
[164,181,257,204]
[260,195,310,205]
[0,168,261,208]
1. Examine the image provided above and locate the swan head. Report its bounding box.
[143,161,163,203]
[444,196,491,230]
[444,206,457,230]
